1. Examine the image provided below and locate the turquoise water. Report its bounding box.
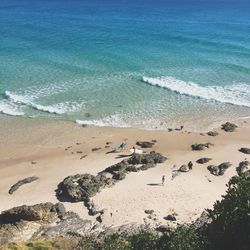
[0,0,250,130]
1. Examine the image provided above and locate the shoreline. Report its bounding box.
[1,115,250,228]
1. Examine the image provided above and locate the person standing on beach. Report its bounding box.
[162,175,166,186]
[188,161,193,170]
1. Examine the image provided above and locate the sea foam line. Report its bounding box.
[4,91,84,115]
[142,76,250,107]
[76,115,130,128]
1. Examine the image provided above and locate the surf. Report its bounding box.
[142,76,250,108]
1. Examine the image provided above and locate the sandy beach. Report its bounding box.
[0,116,250,228]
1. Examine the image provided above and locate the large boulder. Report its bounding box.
[0,203,90,245]
[207,162,232,176]
[239,148,250,154]
[0,202,65,224]
[221,122,238,132]
[56,174,112,202]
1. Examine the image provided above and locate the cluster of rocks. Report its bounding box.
[0,203,92,245]
[207,162,232,176]
[8,176,39,195]
[191,143,213,151]
[221,122,238,132]
[56,152,167,205]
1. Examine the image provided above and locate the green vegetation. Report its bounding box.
[3,172,249,250]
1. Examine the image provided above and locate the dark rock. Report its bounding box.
[56,174,112,202]
[196,158,212,164]
[113,172,126,181]
[139,163,155,171]
[207,162,231,176]
[127,152,167,165]
[144,210,154,215]
[156,225,171,233]
[179,165,189,172]
[92,147,102,152]
[9,176,39,194]
[102,161,129,175]
[164,214,177,221]
[125,165,138,172]
[237,161,250,173]
[191,143,213,151]
[0,202,64,224]
[136,141,155,148]
[239,148,250,154]
[221,122,238,132]
[207,131,219,136]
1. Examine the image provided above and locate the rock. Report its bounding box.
[207,131,219,136]
[191,143,213,151]
[56,174,112,202]
[0,203,65,224]
[191,211,212,231]
[8,176,39,195]
[113,172,126,181]
[82,124,88,128]
[196,158,212,164]
[239,148,250,154]
[164,214,177,221]
[125,165,138,172]
[92,147,102,152]
[127,152,167,165]
[102,160,129,175]
[237,161,250,173]
[144,210,154,215]
[207,162,232,176]
[179,165,189,172]
[156,225,171,233]
[136,141,155,148]
[0,203,91,245]
[221,122,238,132]
[139,163,155,171]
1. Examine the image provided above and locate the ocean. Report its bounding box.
[1,0,250,130]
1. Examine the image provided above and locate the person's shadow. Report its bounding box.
[147,183,162,186]
[115,154,133,159]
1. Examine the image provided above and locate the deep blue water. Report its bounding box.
[0,0,250,129]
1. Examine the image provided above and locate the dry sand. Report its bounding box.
[0,116,250,228]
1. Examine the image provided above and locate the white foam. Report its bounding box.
[5,90,84,115]
[0,100,24,116]
[142,76,250,107]
[5,90,32,105]
[76,115,130,128]
[32,101,84,115]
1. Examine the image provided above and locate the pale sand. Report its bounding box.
[0,116,250,227]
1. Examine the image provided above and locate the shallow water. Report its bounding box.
[0,0,250,130]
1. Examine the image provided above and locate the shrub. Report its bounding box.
[207,172,250,250]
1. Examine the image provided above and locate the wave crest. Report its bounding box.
[142,76,250,107]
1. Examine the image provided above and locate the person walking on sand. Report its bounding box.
[162,175,166,186]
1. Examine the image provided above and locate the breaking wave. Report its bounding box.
[142,76,250,107]
[4,91,84,115]
[76,115,130,128]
